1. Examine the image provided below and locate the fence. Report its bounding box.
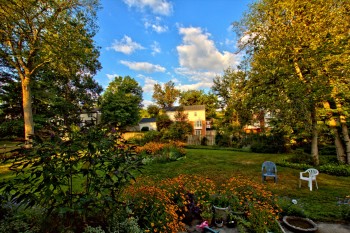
[187,135,215,146]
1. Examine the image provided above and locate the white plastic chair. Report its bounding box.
[299,168,319,191]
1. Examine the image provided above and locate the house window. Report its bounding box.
[194,112,197,116]
[88,113,93,118]
[195,129,201,135]
[195,120,202,128]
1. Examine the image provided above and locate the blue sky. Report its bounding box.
[94,0,253,106]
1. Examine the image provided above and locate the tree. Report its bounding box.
[156,114,173,132]
[100,76,143,130]
[179,90,219,119]
[0,0,100,143]
[234,0,350,165]
[152,81,180,108]
[0,58,102,138]
[147,104,161,118]
[212,68,252,129]
[165,108,193,142]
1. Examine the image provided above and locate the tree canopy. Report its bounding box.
[152,81,180,109]
[0,0,101,142]
[234,0,350,164]
[100,76,143,130]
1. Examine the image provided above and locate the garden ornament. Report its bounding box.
[196,221,220,233]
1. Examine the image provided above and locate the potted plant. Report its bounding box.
[211,194,230,221]
[201,210,213,225]
[214,212,225,228]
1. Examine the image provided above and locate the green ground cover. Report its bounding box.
[139,148,350,222]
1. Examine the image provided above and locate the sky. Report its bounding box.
[93,0,253,107]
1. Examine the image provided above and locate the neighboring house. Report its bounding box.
[164,105,207,136]
[139,117,157,131]
[244,111,274,133]
[80,108,101,126]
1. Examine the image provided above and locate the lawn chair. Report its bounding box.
[299,168,319,191]
[262,161,277,183]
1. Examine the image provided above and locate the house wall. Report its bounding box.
[80,112,101,125]
[139,122,157,131]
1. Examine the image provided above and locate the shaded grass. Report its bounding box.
[139,148,350,222]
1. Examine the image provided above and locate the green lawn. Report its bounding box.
[1,147,349,222]
[139,148,350,222]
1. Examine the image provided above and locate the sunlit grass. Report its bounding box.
[140,148,350,221]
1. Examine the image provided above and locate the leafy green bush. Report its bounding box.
[140,126,149,131]
[278,161,350,176]
[0,124,143,232]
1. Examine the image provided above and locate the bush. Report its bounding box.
[0,124,143,232]
[247,133,287,153]
[135,141,186,163]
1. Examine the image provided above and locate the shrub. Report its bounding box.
[122,184,186,232]
[0,124,143,232]
[135,141,186,163]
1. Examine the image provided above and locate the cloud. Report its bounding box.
[138,75,158,93]
[123,0,173,16]
[174,67,217,91]
[106,73,119,81]
[120,60,166,73]
[151,41,161,55]
[107,36,144,54]
[176,27,240,72]
[142,99,155,108]
[144,17,168,33]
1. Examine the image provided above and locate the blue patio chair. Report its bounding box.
[262,161,277,183]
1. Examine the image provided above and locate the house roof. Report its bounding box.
[139,118,157,123]
[164,105,205,112]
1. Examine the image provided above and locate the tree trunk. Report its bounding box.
[341,122,350,164]
[335,99,350,164]
[21,75,34,145]
[333,127,346,163]
[310,105,319,165]
[323,101,346,163]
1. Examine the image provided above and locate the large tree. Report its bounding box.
[0,0,100,143]
[152,81,180,109]
[234,0,350,165]
[100,76,143,130]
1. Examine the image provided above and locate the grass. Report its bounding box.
[139,148,350,222]
[1,147,349,222]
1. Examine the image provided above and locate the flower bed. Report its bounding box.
[122,175,282,232]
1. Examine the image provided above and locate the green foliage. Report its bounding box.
[156,114,173,132]
[246,133,288,153]
[0,124,143,232]
[101,76,143,129]
[83,226,105,233]
[0,120,24,139]
[152,81,180,108]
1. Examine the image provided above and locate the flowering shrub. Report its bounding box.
[122,184,186,233]
[159,175,216,223]
[135,141,186,162]
[220,177,281,232]
[122,175,281,232]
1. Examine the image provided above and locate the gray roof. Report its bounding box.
[139,118,157,123]
[164,105,205,112]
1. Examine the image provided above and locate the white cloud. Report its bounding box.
[141,76,158,93]
[142,99,155,108]
[106,73,119,81]
[174,67,217,91]
[176,27,240,72]
[144,17,168,33]
[120,60,166,73]
[123,0,173,16]
[151,41,161,55]
[107,36,144,54]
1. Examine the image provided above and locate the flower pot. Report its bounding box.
[213,206,229,221]
[215,220,223,228]
[282,216,318,232]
